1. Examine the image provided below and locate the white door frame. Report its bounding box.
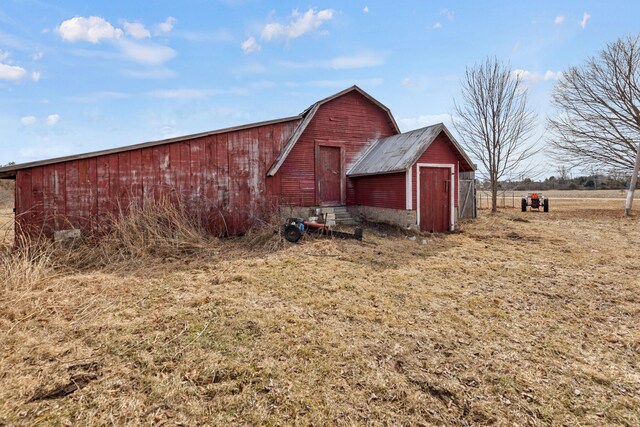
[416,163,455,231]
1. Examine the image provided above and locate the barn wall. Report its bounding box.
[15,120,300,237]
[350,172,406,209]
[278,91,397,206]
[412,133,460,210]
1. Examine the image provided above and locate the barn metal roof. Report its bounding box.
[347,123,476,177]
[266,85,400,176]
[0,115,301,179]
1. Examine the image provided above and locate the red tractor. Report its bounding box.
[521,193,549,212]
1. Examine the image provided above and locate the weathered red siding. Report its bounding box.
[412,134,460,209]
[15,120,300,237]
[278,91,397,206]
[351,172,406,209]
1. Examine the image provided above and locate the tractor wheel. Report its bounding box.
[521,198,527,212]
[283,224,303,243]
[543,198,549,212]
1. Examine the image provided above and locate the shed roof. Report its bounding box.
[266,85,400,176]
[347,123,476,177]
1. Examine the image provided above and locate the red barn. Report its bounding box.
[0,86,475,237]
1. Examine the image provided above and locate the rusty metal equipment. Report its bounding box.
[521,193,549,212]
[283,217,363,243]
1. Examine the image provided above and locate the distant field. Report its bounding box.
[477,189,639,210]
[479,189,638,199]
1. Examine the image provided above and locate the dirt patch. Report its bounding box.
[0,199,639,425]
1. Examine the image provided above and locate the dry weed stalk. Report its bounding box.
[65,198,218,269]
[0,233,56,293]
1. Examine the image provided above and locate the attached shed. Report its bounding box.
[348,124,475,232]
[0,86,475,238]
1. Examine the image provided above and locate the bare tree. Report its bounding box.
[453,58,539,213]
[556,165,572,181]
[548,34,640,215]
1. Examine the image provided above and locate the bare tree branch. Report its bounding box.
[453,57,539,213]
[548,34,640,214]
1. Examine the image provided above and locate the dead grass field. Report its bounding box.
[0,196,639,426]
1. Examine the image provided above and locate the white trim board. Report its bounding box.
[405,166,412,210]
[416,163,455,232]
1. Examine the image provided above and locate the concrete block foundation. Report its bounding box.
[347,205,418,230]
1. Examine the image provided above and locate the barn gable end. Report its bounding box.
[276,88,399,206]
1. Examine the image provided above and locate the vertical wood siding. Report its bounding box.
[278,91,397,206]
[412,133,460,209]
[15,120,299,237]
[350,173,406,209]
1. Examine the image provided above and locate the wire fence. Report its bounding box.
[477,191,517,210]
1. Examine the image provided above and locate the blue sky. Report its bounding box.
[1,0,639,176]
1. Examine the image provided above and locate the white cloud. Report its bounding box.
[513,69,537,81]
[156,16,176,34]
[554,15,565,25]
[31,71,41,81]
[398,114,451,132]
[0,50,9,61]
[513,69,563,82]
[117,39,177,65]
[278,51,385,70]
[544,70,563,81]
[363,6,369,13]
[261,8,334,41]
[432,22,442,30]
[401,77,418,88]
[241,36,260,54]
[46,114,60,125]
[20,116,36,125]
[124,21,151,39]
[0,62,27,80]
[57,16,123,43]
[441,9,454,21]
[580,12,590,29]
[32,51,44,61]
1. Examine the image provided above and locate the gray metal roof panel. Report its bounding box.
[347,124,444,176]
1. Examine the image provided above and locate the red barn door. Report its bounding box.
[317,145,343,205]
[419,167,451,233]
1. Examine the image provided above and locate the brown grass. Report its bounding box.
[0,198,639,426]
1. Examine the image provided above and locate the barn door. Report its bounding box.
[419,167,451,233]
[317,146,343,205]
